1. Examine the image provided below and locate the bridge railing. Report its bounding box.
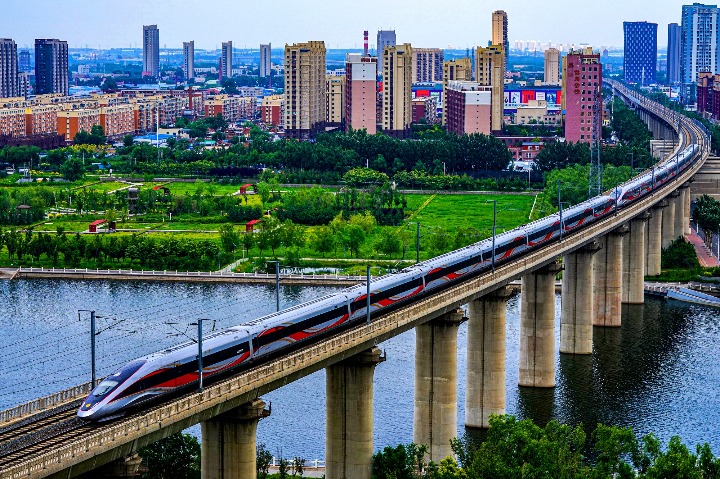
[16,267,365,283]
[0,381,93,424]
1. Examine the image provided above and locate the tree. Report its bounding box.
[257,443,272,479]
[73,125,106,146]
[310,226,335,257]
[101,77,118,92]
[375,228,401,258]
[123,134,135,147]
[218,224,241,255]
[59,157,84,182]
[342,224,366,257]
[138,433,200,479]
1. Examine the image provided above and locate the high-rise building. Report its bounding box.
[377,30,396,54]
[142,25,160,77]
[221,41,233,80]
[382,43,413,138]
[260,43,272,77]
[681,3,720,99]
[35,39,68,96]
[326,75,345,126]
[17,72,30,99]
[18,50,31,73]
[475,45,505,132]
[284,41,326,139]
[0,39,18,98]
[544,48,560,85]
[492,10,509,68]
[442,58,472,125]
[412,48,444,83]
[445,81,492,135]
[183,41,194,81]
[562,47,602,144]
[667,23,682,84]
[345,53,377,134]
[623,21,657,85]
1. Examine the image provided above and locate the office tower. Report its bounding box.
[382,43,413,138]
[562,47,602,143]
[412,48,444,83]
[18,50,31,72]
[260,43,272,77]
[442,58,472,125]
[35,38,68,95]
[544,48,560,85]
[326,75,345,126]
[183,41,194,81]
[492,10,509,68]
[221,41,233,80]
[284,41,326,138]
[667,23,682,84]
[475,45,505,132]
[17,72,30,99]
[345,53,377,133]
[377,30,396,54]
[445,81,492,135]
[623,21,658,85]
[681,3,720,99]
[143,25,160,77]
[0,39,18,98]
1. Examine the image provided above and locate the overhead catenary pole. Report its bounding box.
[416,222,420,263]
[491,200,497,272]
[78,310,96,386]
[366,265,371,325]
[558,180,563,241]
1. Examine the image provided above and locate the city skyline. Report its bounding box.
[2,0,682,51]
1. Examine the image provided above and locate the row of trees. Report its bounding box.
[136,415,720,479]
[0,228,221,271]
[693,195,720,249]
[374,415,720,479]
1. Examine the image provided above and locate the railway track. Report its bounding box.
[0,401,94,468]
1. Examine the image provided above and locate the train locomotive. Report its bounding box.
[78,143,700,421]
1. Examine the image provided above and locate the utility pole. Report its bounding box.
[415,222,420,263]
[271,260,280,311]
[366,266,371,325]
[491,200,497,271]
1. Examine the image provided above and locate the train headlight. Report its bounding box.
[84,403,93,410]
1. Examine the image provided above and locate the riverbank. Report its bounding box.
[4,267,363,286]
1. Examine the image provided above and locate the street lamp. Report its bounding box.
[558,180,564,241]
[78,310,97,386]
[407,222,421,263]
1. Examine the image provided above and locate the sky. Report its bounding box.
[3,0,684,51]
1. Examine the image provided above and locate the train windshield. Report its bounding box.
[92,379,119,397]
[89,359,146,399]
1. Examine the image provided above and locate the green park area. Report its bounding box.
[0,175,536,274]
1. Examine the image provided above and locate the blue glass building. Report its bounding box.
[623,21,658,85]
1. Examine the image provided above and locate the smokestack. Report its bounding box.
[363,31,368,57]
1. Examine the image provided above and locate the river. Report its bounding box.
[1,279,719,460]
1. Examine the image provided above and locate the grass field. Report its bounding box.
[0,190,538,270]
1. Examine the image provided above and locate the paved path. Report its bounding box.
[685,228,719,267]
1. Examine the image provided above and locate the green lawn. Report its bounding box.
[162,182,255,197]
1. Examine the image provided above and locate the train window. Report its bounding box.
[92,379,119,397]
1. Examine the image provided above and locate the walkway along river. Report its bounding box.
[1,278,719,460]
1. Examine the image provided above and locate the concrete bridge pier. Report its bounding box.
[675,187,687,240]
[415,309,465,462]
[560,241,601,354]
[662,191,678,248]
[594,227,627,327]
[326,346,385,479]
[465,287,512,429]
[201,399,271,479]
[646,202,666,277]
[622,213,651,305]
[684,182,693,234]
[519,261,562,388]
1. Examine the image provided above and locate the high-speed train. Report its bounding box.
[78,143,700,421]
